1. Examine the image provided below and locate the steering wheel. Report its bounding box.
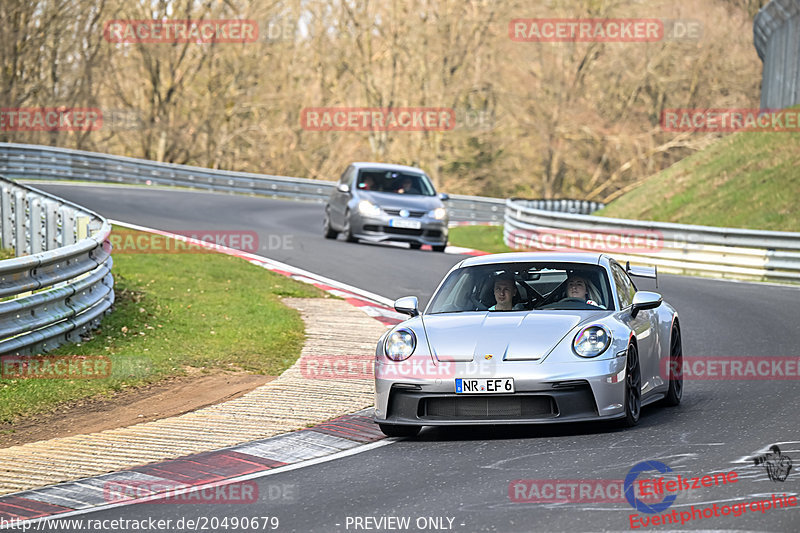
[470,294,489,311]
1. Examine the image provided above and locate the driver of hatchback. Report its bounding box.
[564,274,601,307]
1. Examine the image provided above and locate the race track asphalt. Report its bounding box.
[35,184,800,532]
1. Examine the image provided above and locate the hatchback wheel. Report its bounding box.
[323,210,338,239]
[342,210,357,242]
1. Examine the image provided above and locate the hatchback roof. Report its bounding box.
[351,162,427,174]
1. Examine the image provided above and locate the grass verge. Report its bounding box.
[0,227,325,424]
[449,225,509,254]
[596,130,800,231]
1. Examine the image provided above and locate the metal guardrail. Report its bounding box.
[0,143,602,224]
[754,0,800,109]
[504,199,800,283]
[0,176,113,355]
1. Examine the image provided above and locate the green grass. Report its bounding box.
[0,228,325,424]
[596,130,800,231]
[0,249,14,260]
[449,225,509,254]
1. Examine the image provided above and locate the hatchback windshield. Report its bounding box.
[426,262,614,313]
[356,169,436,196]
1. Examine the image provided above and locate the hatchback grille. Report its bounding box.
[384,209,426,218]
[421,396,556,419]
[382,226,424,236]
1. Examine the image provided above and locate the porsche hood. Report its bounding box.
[421,311,607,362]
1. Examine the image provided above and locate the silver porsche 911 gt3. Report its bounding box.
[373,252,683,438]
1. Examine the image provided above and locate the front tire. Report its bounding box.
[342,210,357,242]
[378,423,421,438]
[323,210,338,239]
[619,343,641,427]
[662,325,683,406]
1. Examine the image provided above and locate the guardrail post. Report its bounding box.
[29,197,44,254]
[61,206,76,245]
[44,201,60,250]
[14,191,28,256]
[1,187,12,250]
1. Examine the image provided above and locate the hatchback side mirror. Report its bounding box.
[631,291,662,318]
[337,183,350,193]
[394,296,419,317]
[439,192,450,201]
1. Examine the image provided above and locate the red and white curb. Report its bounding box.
[0,411,388,526]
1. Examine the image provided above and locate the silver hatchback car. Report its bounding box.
[323,162,449,251]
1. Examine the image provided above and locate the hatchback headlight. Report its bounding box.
[428,207,447,220]
[358,200,382,217]
[573,325,611,358]
[384,329,416,361]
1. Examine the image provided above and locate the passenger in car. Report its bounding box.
[565,274,602,307]
[395,176,413,194]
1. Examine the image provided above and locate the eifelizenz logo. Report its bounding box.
[752,445,792,482]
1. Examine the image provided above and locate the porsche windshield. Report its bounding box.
[426,262,614,314]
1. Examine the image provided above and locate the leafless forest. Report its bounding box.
[1,0,767,200]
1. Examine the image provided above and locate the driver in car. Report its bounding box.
[489,272,525,311]
[565,274,602,307]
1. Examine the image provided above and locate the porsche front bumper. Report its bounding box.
[374,355,629,426]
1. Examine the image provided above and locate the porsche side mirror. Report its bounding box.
[631,291,662,318]
[337,183,350,193]
[394,296,419,317]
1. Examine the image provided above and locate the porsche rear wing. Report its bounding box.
[626,261,658,288]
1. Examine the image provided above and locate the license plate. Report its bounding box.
[389,218,422,229]
[455,378,514,394]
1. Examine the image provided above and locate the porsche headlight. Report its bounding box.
[358,200,382,217]
[573,325,611,358]
[384,328,416,361]
[428,207,447,220]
